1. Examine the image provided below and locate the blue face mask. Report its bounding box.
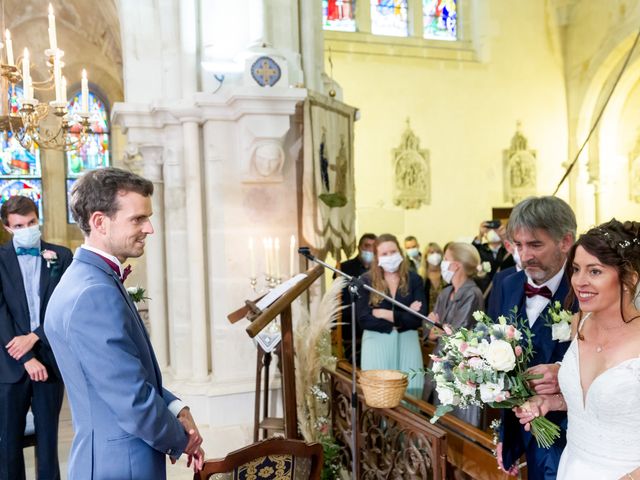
[12,224,41,249]
[360,250,374,265]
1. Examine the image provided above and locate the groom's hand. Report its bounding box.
[495,442,519,476]
[6,333,38,360]
[527,363,560,394]
[178,407,203,456]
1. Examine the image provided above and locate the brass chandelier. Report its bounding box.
[0,4,92,151]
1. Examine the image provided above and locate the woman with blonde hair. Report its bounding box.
[423,242,484,425]
[420,242,447,312]
[356,233,427,398]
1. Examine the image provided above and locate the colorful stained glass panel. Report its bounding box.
[0,86,41,178]
[0,178,43,220]
[423,0,457,41]
[370,0,408,37]
[66,178,76,224]
[323,0,357,32]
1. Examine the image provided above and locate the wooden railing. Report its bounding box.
[325,363,513,479]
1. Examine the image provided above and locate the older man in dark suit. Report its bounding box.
[0,196,72,480]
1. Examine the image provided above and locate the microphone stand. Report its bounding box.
[298,247,442,479]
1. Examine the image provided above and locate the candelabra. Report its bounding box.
[0,4,93,151]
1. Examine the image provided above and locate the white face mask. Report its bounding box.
[406,247,420,259]
[427,252,442,266]
[12,224,41,249]
[360,250,374,265]
[440,260,455,284]
[512,248,522,270]
[378,252,403,273]
[486,229,501,244]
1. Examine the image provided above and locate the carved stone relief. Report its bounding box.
[503,122,537,204]
[252,142,285,178]
[628,131,640,203]
[392,119,431,209]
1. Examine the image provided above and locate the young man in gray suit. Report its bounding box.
[45,168,204,479]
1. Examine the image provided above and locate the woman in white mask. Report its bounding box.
[422,242,484,426]
[357,233,426,398]
[420,242,446,313]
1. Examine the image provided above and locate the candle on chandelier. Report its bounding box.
[248,237,256,278]
[81,69,89,113]
[274,238,280,280]
[4,30,13,66]
[61,76,67,103]
[53,52,62,103]
[22,48,32,102]
[289,235,296,278]
[263,238,271,277]
[48,3,58,51]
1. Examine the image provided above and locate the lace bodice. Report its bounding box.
[558,337,640,467]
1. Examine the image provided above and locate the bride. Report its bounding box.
[515,219,640,480]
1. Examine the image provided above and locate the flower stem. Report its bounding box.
[530,416,561,449]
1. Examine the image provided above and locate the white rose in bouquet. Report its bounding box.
[484,339,516,372]
[455,379,477,398]
[479,378,505,403]
[551,321,571,342]
[436,385,460,406]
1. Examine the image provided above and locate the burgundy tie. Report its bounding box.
[88,251,132,283]
[524,283,553,299]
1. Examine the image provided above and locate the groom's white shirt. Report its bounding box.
[525,265,565,327]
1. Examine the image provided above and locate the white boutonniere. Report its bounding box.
[546,301,573,342]
[127,286,150,304]
[477,261,492,274]
[41,249,58,268]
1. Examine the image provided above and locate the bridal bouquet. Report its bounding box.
[426,309,560,448]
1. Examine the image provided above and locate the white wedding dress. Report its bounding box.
[557,321,640,479]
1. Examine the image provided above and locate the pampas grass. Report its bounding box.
[295,277,345,442]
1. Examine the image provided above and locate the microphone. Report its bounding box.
[298,247,315,261]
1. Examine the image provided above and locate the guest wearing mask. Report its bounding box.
[404,235,421,272]
[473,221,515,293]
[420,242,447,313]
[357,234,426,398]
[422,242,484,426]
[486,237,523,320]
[333,233,376,366]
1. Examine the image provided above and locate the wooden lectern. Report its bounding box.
[228,265,324,440]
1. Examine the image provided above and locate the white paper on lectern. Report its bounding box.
[252,273,308,353]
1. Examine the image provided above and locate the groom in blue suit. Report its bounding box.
[45,168,204,479]
[496,196,577,480]
[0,196,72,480]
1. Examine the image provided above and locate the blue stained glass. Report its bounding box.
[0,178,43,220]
[423,0,457,41]
[66,178,76,224]
[370,0,408,37]
[323,0,357,32]
[0,86,41,178]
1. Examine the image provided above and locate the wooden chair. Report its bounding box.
[194,437,323,480]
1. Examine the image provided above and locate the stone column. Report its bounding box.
[181,117,209,382]
[139,145,169,368]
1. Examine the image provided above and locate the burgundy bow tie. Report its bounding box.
[524,283,553,299]
[89,251,132,283]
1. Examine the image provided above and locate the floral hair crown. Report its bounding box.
[594,228,640,251]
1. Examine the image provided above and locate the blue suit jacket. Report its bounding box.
[0,240,72,383]
[498,269,574,475]
[44,248,188,479]
[486,266,516,321]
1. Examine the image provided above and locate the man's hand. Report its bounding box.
[495,442,519,476]
[178,407,203,456]
[478,221,489,241]
[527,363,560,394]
[187,447,205,472]
[6,332,38,360]
[24,358,48,382]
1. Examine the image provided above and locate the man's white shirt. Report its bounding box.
[525,266,565,327]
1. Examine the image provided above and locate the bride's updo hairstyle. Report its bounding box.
[566,219,640,325]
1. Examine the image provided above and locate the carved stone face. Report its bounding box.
[254,143,284,177]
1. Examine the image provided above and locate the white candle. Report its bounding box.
[61,76,67,103]
[289,235,295,277]
[53,52,62,103]
[5,30,13,66]
[248,238,256,278]
[263,238,270,277]
[274,238,280,280]
[48,4,57,51]
[81,69,89,113]
[22,49,32,102]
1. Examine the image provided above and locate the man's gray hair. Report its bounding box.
[506,196,576,242]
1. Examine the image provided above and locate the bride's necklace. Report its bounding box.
[594,323,626,353]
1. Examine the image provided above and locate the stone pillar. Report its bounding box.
[139,145,169,368]
[181,118,209,382]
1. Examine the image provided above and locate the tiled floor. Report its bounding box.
[23,397,234,480]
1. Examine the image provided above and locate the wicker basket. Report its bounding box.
[359,369,408,408]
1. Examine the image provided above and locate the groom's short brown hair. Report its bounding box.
[70,167,153,236]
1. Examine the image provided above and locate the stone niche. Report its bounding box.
[503,122,537,205]
[392,119,431,209]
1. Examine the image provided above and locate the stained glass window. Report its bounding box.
[66,91,109,178]
[66,90,110,223]
[0,85,43,219]
[66,178,76,224]
[323,0,357,32]
[370,0,408,37]
[423,0,457,41]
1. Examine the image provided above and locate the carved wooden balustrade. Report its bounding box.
[325,363,513,479]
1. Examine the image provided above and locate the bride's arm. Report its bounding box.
[513,394,567,431]
[620,468,640,480]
